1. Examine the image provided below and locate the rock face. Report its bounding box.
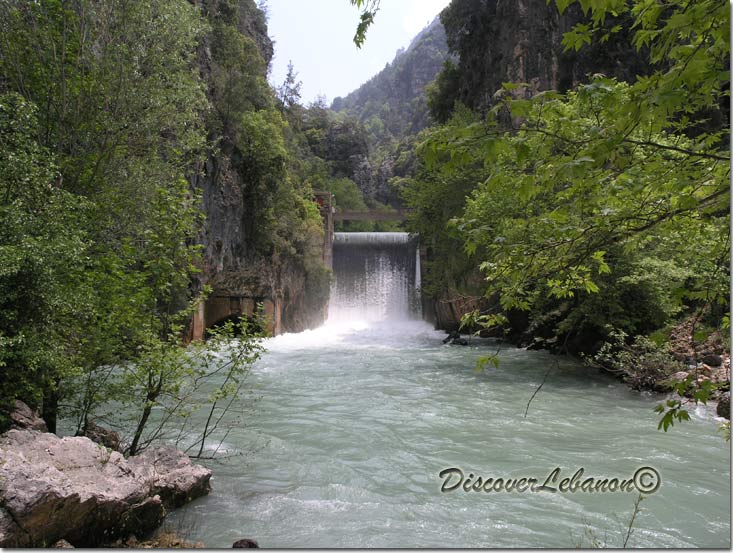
[190,0,329,335]
[9,399,48,432]
[717,393,730,420]
[437,0,652,116]
[0,408,211,547]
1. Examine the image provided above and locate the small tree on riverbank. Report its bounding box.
[117,317,265,457]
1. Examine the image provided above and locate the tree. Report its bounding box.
[0,94,86,431]
[277,61,303,112]
[0,0,209,432]
[0,0,333,449]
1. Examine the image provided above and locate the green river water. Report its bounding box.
[165,233,730,548]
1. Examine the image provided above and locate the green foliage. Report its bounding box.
[426,60,461,124]
[589,330,685,390]
[652,366,725,434]
[350,0,381,48]
[325,177,370,231]
[65,314,266,456]
[454,78,727,312]
[0,94,87,428]
[123,316,265,456]
[0,0,334,447]
[211,18,271,127]
[654,399,691,432]
[277,61,303,113]
[333,17,448,212]
[409,71,728,346]
[459,310,508,340]
[0,0,221,437]
[204,0,331,328]
[401,107,492,300]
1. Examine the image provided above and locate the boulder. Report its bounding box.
[9,400,47,432]
[0,429,211,547]
[442,331,469,346]
[126,446,212,509]
[80,421,121,452]
[233,538,260,548]
[0,429,163,547]
[702,354,724,367]
[670,371,690,382]
[717,392,730,420]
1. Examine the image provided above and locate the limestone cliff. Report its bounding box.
[434,0,651,118]
[189,0,329,336]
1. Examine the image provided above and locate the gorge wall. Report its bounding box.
[189,0,330,337]
[432,0,652,119]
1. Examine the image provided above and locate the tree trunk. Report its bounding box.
[128,374,162,456]
[42,383,59,434]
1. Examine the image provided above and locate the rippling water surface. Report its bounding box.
[168,320,730,548]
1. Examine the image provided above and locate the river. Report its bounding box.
[167,233,730,548]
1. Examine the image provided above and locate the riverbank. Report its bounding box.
[0,402,211,548]
[451,313,731,422]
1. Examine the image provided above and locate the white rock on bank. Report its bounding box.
[0,404,212,547]
[127,445,213,508]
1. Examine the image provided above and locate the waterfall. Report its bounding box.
[328,232,421,323]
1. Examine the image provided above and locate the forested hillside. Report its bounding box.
[324,16,450,214]
[333,17,449,146]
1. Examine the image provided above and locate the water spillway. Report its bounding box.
[329,232,421,323]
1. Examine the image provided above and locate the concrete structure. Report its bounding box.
[314,190,334,269]
[187,195,424,341]
[190,294,281,340]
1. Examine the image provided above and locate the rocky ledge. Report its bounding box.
[0,402,211,547]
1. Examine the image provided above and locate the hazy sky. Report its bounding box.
[265,0,451,105]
